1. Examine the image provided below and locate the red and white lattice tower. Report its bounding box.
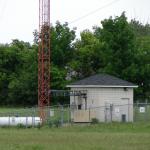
[38,0,50,121]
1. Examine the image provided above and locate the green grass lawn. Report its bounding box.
[0,123,150,150]
[0,107,150,150]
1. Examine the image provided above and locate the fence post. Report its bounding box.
[89,107,91,122]
[26,116,28,128]
[68,105,70,124]
[32,107,35,127]
[135,101,139,122]
[60,105,64,126]
[133,103,135,122]
[127,99,129,122]
[9,114,10,127]
[144,100,147,121]
[145,100,148,121]
[110,104,113,122]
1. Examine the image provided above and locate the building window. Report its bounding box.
[78,104,82,110]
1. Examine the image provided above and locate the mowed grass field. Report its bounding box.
[0,123,150,150]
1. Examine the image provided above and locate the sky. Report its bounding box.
[0,0,150,44]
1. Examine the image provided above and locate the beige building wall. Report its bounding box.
[70,87,134,122]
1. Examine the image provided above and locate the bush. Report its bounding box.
[17,124,26,129]
[47,120,53,128]
[27,125,32,129]
[37,123,42,129]
[54,120,61,128]
[1,125,10,128]
[91,118,99,124]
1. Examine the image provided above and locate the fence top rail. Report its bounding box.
[135,103,150,105]
[0,103,149,113]
[49,90,87,97]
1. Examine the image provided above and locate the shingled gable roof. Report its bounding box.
[67,74,138,88]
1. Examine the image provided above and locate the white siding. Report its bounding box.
[70,87,134,122]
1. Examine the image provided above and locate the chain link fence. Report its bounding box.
[0,103,149,126]
[134,103,150,122]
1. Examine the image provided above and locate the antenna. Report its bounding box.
[38,0,50,122]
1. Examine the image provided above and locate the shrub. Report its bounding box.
[27,125,32,129]
[17,124,26,129]
[37,123,42,129]
[54,120,61,128]
[1,125,10,128]
[48,120,53,128]
[91,118,99,124]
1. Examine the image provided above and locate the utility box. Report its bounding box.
[121,114,126,122]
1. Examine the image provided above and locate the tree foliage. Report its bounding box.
[0,41,38,106]
[51,21,76,67]
[69,30,105,79]
[0,14,149,106]
[95,12,136,78]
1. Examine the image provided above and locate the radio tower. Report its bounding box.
[38,0,50,122]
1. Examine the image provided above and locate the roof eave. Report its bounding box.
[66,85,138,88]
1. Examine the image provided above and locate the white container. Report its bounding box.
[0,117,41,126]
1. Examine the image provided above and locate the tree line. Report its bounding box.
[0,12,149,106]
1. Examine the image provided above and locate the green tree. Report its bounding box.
[128,20,150,100]
[134,38,149,100]
[69,30,105,79]
[93,14,150,101]
[0,40,38,106]
[94,12,136,78]
[51,21,76,67]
